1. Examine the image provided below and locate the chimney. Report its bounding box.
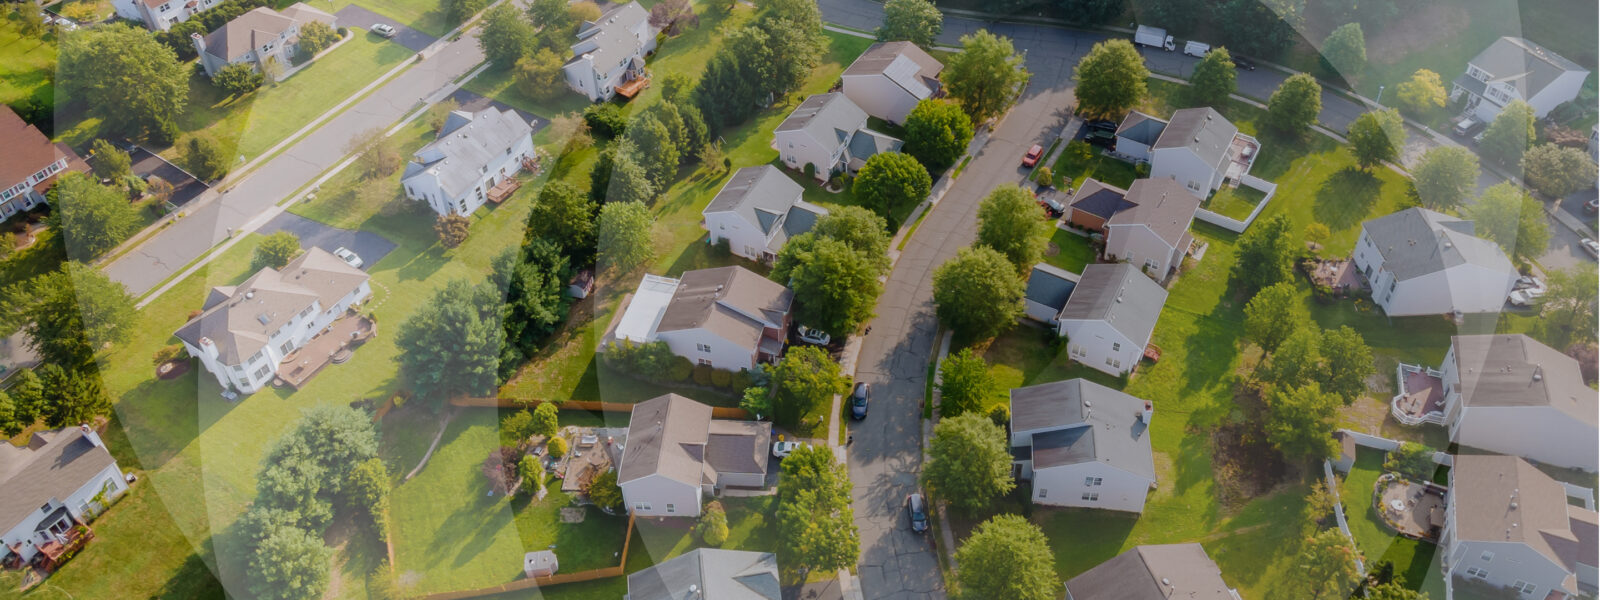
[79,423,104,449]
[1141,401,1153,424]
[190,31,206,56]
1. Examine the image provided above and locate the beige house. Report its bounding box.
[1442,455,1597,599]
[616,394,770,518]
[1102,178,1199,281]
[191,4,337,81]
[1066,544,1241,599]
[604,267,793,371]
[840,41,944,124]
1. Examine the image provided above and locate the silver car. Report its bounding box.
[334,247,364,269]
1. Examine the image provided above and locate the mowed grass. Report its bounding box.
[1339,448,1448,597]
[327,0,457,37]
[1202,185,1267,222]
[1041,228,1095,274]
[0,22,54,111]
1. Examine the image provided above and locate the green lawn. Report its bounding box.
[0,22,54,113]
[1202,185,1267,222]
[1048,145,1137,190]
[1041,228,1094,274]
[327,0,457,37]
[1339,448,1447,598]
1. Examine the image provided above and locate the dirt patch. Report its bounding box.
[560,507,587,524]
[321,517,357,600]
[1210,389,1290,510]
[1368,3,1471,64]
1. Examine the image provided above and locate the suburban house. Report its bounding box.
[175,247,372,395]
[1022,263,1079,324]
[191,4,337,80]
[1113,111,1168,163]
[1350,208,1518,317]
[561,1,658,102]
[1101,178,1200,280]
[1394,334,1597,472]
[1009,379,1157,513]
[604,266,793,371]
[401,107,536,217]
[1065,544,1242,600]
[112,0,224,31]
[1,426,129,570]
[625,548,780,599]
[840,41,944,124]
[1452,37,1590,123]
[1054,263,1169,376]
[1441,454,1597,599]
[0,106,88,219]
[1064,178,1134,231]
[772,93,903,182]
[1117,107,1260,199]
[701,165,829,263]
[617,394,771,518]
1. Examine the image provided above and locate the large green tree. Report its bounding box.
[1230,214,1296,292]
[1395,69,1447,117]
[770,346,849,427]
[215,62,264,96]
[1481,100,1536,166]
[526,181,598,265]
[1410,146,1479,210]
[596,200,655,274]
[975,184,1046,272]
[1266,382,1341,462]
[942,30,1029,123]
[1188,46,1236,106]
[1244,282,1308,353]
[90,139,132,183]
[47,172,141,260]
[395,279,506,405]
[1073,39,1148,119]
[8,262,137,369]
[875,0,942,46]
[491,242,569,366]
[59,23,188,141]
[1468,182,1549,263]
[1259,326,1322,390]
[777,444,858,577]
[36,364,111,428]
[515,48,568,101]
[253,231,302,270]
[938,348,993,417]
[481,4,537,68]
[1347,109,1404,171]
[924,413,1014,511]
[902,99,973,172]
[953,515,1058,600]
[772,235,883,337]
[1265,73,1322,136]
[247,523,333,600]
[184,133,231,182]
[1523,143,1598,198]
[810,206,892,270]
[695,26,775,128]
[624,113,680,192]
[1321,23,1366,78]
[1539,267,1599,346]
[1320,326,1374,404]
[1287,529,1364,600]
[853,152,931,227]
[932,246,1024,342]
[758,0,825,98]
[442,0,486,24]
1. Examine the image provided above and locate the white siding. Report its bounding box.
[1447,540,1574,598]
[0,462,127,563]
[1150,148,1220,198]
[1525,70,1589,118]
[621,473,703,517]
[1024,299,1061,324]
[1374,265,1514,317]
[1103,224,1179,279]
[773,130,841,182]
[841,74,919,124]
[655,328,755,371]
[1030,462,1151,513]
[1116,139,1153,162]
[703,211,770,261]
[1452,405,1599,472]
[1058,319,1141,376]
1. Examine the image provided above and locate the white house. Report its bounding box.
[1009,379,1156,513]
[1144,107,1260,199]
[191,4,337,80]
[617,394,771,518]
[1022,263,1079,325]
[0,106,87,218]
[1452,37,1590,123]
[1442,455,1597,600]
[401,108,536,217]
[701,165,829,263]
[1114,111,1167,163]
[604,266,793,371]
[1054,263,1168,377]
[560,1,658,102]
[840,41,944,125]
[1350,208,1518,317]
[1,426,129,566]
[1066,544,1242,600]
[626,548,780,600]
[174,247,371,395]
[772,93,903,182]
[1102,178,1199,281]
[112,0,226,30]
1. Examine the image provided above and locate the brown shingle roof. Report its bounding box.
[619,394,712,486]
[0,107,73,189]
[656,267,792,348]
[1451,455,1590,571]
[201,6,297,62]
[173,247,368,364]
[1452,334,1596,426]
[1106,178,1200,247]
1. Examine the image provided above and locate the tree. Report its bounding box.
[1073,39,1148,119]
[1395,69,1447,117]
[46,172,141,260]
[694,26,775,128]
[7,370,44,431]
[348,127,401,179]
[345,457,391,535]
[59,24,188,141]
[1410,146,1479,210]
[759,0,825,99]
[942,30,1029,123]
[1522,143,1598,198]
[770,346,848,427]
[1347,109,1404,171]
[1540,267,1599,346]
[434,214,471,248]
[90,139,132,183]
[183,134,230,182]
[253,231,302,270]
[1231,214,1295,291]
[1259,327,1321,390]
[1305,222,1331,248]
[297,21,340,57]
[1366,582,1429,600]
[587,472,622,511]
[603,151,656,205]
[773,235,883,337]
[811,206,892,268]
[660,73,694,104]
[624,114,679,192]
[502,410,534,441]
[777,445,857,576]
[261,57,285,85]
[953,515,1057,600]
[515,48,567,101]
[1383,442,1436,481]
[481,4,537,68]
[442,0,486,24]
[248,523,333,600]
[741,386,772,419]
[853,152,931,226]
[1480,100,1536,166]
[1266,382,1341,462]
[1321,23,1366,78]
[1244,282,1308,353]
[1286,529,1364,600]
[696,501,730,546]
[902,99,973,172]
[8,262,137,369]
[933,246,1023,342]
[213,62,264,97]
[395,279,505,405]
[924,413,1014,511]
[36,364,111,428]
[938,348,993,417]
[530,402,559,438]
[1188,46,1236,106]
[527,0,574,32]
[1320,326,1374,404]
[1212,0,1302,57]
[547,435,568,458]
[875,0,941,46]
[492,243,570,365]
[526,181,598,265]
[976,185,1046,272]
[582,103,627,139]
[648,0,696,35]
[1265,73,1322,136]
[1468,182,1548,263]
[596,200,655,273]
[567,1,602,26]
[0,391,17,437]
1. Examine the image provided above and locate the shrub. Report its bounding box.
[692,364,714,386]
[1383,442,1436,481]
[547,435,568,459]
[696,501,729,546]
[587,469,622,510]
[710,369,733,388]
[151,344,187,366]
[987,404,1009,428]
[435,214,471,248]
[667,356,694,381]
[1033,165,1053,187]
[582,104,628,139]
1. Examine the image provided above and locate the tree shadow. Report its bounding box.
[1313,167,1382,232]
[154,542,226,600]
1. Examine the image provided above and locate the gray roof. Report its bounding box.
[1361,208,1515,281]
[1009,379,1155,479]
[705,420,770,477]
[1065,544,1236,600]
[401,108,533,200]
[703,166,810,237]
[842,41,943,98]
[1116,111,1168,146]
[1058,263,1168,347]
[1452,72,1488,98]
[0,428,118,529]
[776,93,868,150]
[174,248,368,365]
[567,1,653,74]
[1451,334,1596,426]
[627,549,781,600]
[767,201,829,254]
[1068,178,1133,220]
[657,267,793,349]
[1152,107,1238,169]
[200,6,294,62]
[619,394,712,486]
[847,130,904,169]
[1025,263,1080,313]
[1106,178,1200,246]
[1468,37,1588,100]
[1451,455,1596,575]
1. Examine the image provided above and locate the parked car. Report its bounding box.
[55,18,76,30]
[1584,198,1597,213]
[334,247,364,269]
[850,382,870,420]
[1509,288,1544,307]
[1022,144,1044,168]
[1453,117,1483,137]
[771,441,805,458]
[796,325,831,346]
[1513,275,1545,292]
[1182,40,1210,58]
[1084,129,1117,149]
[1231,55,1257,70]
[907,493,929,533]
[1084,119,1118,133]
[371,23,397,38]
[1038,191,1066,217]
[1582,238,1599,259]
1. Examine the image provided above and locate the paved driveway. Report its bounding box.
[129,147,208,208]
[256,212,397,270]
[334,5,437,52]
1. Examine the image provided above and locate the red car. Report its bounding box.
[1022,144,1044,167]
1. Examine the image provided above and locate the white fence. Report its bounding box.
[1338,429,1454,466]
[1193,174,1278,233]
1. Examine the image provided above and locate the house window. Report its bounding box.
[1081,492,1099,502]
[696,343,712,353]
[280,341,294,355]
[1037,489,1047,499]
[1464,567,1489,579]
[39,503,51,513]
[633,502,651,511]
[697,359,712,366]
[1070,345,1085,358]
[665,504,675,513]
[1510,581,1536,596]
[1084,477,1102,486]
[1106,357,1115,367]
[1479,551,1494,562]
[1111,343,1121,352]
[300,306,314,318]
[253,365,270,380]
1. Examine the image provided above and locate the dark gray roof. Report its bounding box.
[775,93,868,150]
[1361,208,1514,281]
[1116,111,1168,146]
[1025,263,1080,313]
[1065,544,1235,600]
[846,131,904,171]
[627,549,781,600]
[1058,263,1167,347]
[567,1,653,74]
[0,428,118,528]
[767,201,829,253]
[1451,334,1596,426]
[1152,107,1237,169]
[1069,178,1134,220]
[1009,379,1155,479]
[1031,427,1096,469]
[1452,73,1487,98]
[619,394,712,486]
[705,420,769,477]
[703,166,807,236]
[1107,178,1200,246]
[842,41,943,98]
[1468,37,1588,100]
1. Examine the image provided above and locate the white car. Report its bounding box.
[334,247,364,269]
[1582,238,1599,259]
[371,23,397,38]
[1513,275,1545,292]
[1509,289,1544,307]
[771,441,804,458]
[796,325,830,346]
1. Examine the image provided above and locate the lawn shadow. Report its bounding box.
[1312,167,1383,231]
[1038,507,1138,578]
[154,539,226,600]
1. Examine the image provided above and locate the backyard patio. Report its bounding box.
[1373,473,1447,541]
[275,311,377,390]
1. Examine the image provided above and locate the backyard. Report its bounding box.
[1339,447,1448,598]
[1040,228,1095,275]
[0,21,53,113]
[1201,185,1267,222]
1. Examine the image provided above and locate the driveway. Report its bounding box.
[334,5,437,53]
[129,147,208,208]
[255,212,397,270]
[446,89,550,136]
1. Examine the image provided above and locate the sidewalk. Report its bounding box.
[921,330,959,573]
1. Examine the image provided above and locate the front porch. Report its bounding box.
[1390,363,1447,426]
[275,311,377,390]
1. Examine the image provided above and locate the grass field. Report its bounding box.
[1202,185,1267,222]
[1048,144,1137,190]
[1339,448,1448,598]
[1041,228,1095,275]
[0,23,54,114]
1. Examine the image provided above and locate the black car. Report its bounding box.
[907,493,929,533]
[1231,56,1257,71]
[1084,119,1118,133]
[1038,190,1066,218]
[850,382,870,420]
[1084,129,1117,149]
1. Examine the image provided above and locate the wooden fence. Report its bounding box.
[450,396,751,419]
[412,514,635,600]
